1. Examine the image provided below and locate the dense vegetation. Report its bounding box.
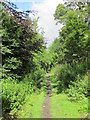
[0,0,89,118]
[0,1,47,117]
[49,1,89,114]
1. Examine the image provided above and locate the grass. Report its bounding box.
[50,93,86,118]
[17,92,45,118]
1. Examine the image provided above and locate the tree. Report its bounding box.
[54,1,88,64]
[1,1,45,79]
[54,1,88,24]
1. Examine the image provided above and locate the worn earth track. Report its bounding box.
[42,73,51,118]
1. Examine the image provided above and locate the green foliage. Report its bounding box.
[2,78,33,116]
[50,65,88,114]
[53,2,88,64]
[1,5,46,117]
[1,10,44,79]
[67,75,88,100]
[1,1,89,118]
[48,38,65,67]
[54,4,68,23]
[33,49,54,72]
[26,69,46,90]
[62,11,88,63]
[67,75,88,113]
[2,69,46,116]
[54,1,88,24]
[49,3,89,115]
[50,6,88,112]
[50,62,88,93]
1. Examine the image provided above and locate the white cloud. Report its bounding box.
[32,0,64,48]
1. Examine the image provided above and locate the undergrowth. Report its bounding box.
[49,63,89,114]
[2,69,46,117]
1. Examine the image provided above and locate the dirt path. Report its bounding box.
[42,73,51,118]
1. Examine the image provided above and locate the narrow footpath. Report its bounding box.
[42,73,51,118]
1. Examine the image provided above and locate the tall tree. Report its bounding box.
[54,1,88,64]
[1,1,45,79]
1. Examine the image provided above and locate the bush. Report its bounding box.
[50,64,88,113]
[50,62,88,93]
[2,77,33,116]
[2,68,47,116]
[25,68,46,90]
[67,75,88,100]
[66,74,88,113]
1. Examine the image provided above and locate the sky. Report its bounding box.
[9,0,64,48]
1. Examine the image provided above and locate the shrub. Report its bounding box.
[2,77,33,116]
[66,74,88,113]
[2,68,46,116]
[67,75,88,100]
[50,62,88,93]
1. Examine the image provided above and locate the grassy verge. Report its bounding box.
[50,93,87,118]
[17,92,45,118]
